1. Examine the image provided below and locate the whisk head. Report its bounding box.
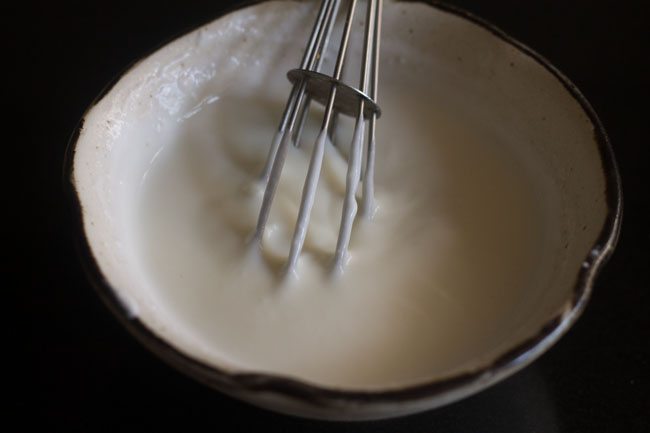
[254,0,383,275]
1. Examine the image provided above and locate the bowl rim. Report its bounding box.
[63,0,623,409]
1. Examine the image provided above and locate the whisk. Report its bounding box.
[254,0,383,274]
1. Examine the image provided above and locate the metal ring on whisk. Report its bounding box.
[287,69,381,119]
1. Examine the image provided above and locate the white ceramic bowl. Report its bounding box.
[66,0,621,420]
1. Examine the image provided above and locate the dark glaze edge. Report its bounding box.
[63,0,622,409]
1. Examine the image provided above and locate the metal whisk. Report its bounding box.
[254,0,383,274]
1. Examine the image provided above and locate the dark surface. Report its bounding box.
[10,0,648,431]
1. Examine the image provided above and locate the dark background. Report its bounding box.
[10,0,648,431]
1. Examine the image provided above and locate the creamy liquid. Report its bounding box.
[132,2,544,389]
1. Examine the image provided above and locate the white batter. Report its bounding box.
[88,1,549,389]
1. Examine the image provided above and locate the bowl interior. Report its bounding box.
[72,0,611,394]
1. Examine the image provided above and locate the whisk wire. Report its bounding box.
[255,0,339,240]
[362,0,382,217]
[286,0,360,272]
[334,0,379,268]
